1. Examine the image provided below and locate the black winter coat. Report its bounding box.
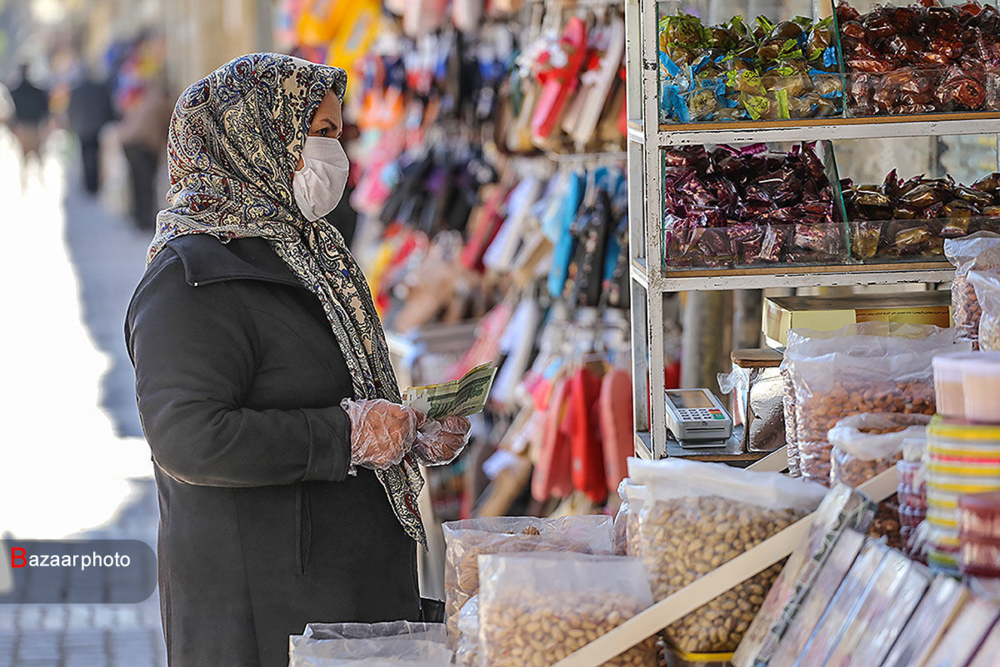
[125,234,420,667]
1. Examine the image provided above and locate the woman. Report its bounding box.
[125,53,470,667]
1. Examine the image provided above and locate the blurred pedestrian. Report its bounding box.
[68,72,115,195]
[119,81,173,230]
[8,64,49,188]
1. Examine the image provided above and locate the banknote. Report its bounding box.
[402,363,497,420]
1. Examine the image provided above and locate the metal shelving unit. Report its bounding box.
[623,0,1000,463]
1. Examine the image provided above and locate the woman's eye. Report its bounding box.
[317,128,328,137]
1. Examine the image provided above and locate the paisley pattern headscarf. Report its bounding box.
[148,53,426,547]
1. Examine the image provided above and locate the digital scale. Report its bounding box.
[665,388,734,448]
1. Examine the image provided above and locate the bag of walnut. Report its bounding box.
[945,232,1000,350]
[442,516,613,648]
[788,323,963,486]
[478,553,659,667]
[629,458,825,655]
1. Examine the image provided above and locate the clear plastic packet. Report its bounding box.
[478,553,658,667]
[613,479,631,556]
[881,575,969,667]
[732,486,875,667]
[969,268,1000,352]
[288,621,451,667]
[766,530,865,667]
[828,413,932,488]
[824,551,931,667]
[924,595,1000,667]
[787,323,962,485]
[968,618,1000,667]
[781,366,800,477]
[623,480,646,558]
[945,232,1000,349]
[792,541,888,666]
[454,595,480,667]
[629,458,825,654]
[442,515,614,645]
[720,362,785,453]
[850,562,931,667]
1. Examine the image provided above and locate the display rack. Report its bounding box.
[622,0,1000,462]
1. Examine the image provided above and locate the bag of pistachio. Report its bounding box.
[629,458,825,654]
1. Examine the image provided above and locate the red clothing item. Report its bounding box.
[567,367,607,504]
[531,377,574,502]
[599,368,633,493]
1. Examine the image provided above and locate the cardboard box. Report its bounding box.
[764,291,951,346]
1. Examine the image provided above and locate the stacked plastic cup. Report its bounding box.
[928,352,1000,575]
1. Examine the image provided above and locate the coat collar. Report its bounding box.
[166,234,307,291]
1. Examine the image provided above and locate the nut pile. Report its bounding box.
[868,495,903,550]
[480,591,658,667]
[639,496,806,653]
[796,381,935,485]
[445,527,601,643]
[981,312,1000,351]
[832,449,904,488]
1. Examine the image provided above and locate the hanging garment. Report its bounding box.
[599,367,633,492]
[571,188,612,308]
[531,17,588,141]
[547,171,584,297]
[532,376,574,502]
[567,366,607,503]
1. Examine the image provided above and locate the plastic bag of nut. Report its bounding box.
[968,268,1000,352]
[828,413,931,488]
[788,323,962,486]
[945,232,1000,350]
[478,553,659,667]
[629,458,826,655]
[442,515,614,647]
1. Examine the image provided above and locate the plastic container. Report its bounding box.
[962,353,1000,423]
[960,491,1000,541]
[933,353,977,419]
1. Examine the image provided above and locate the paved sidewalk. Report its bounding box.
[0,131,165,666]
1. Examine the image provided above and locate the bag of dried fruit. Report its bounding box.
[787,322,963,486]
[478,553,658,667]
[629,458,826,655]
[968,268,1000,352]
[945,232,1000,350]
[441,515,613,647]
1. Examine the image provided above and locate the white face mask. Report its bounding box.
[292,136,350,222]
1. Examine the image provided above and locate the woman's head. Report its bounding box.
[160,53,347,234]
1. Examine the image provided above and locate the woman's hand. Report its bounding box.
[413,415,472,466]
[341,398,425,469]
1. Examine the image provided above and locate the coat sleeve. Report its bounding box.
[126,254,353,487]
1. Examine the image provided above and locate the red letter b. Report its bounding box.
[11,547,26,568]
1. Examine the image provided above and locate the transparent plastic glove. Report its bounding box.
[413,415,472,466]
[341,398,424,470]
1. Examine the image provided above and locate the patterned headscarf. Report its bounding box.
[148,53,426,547]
